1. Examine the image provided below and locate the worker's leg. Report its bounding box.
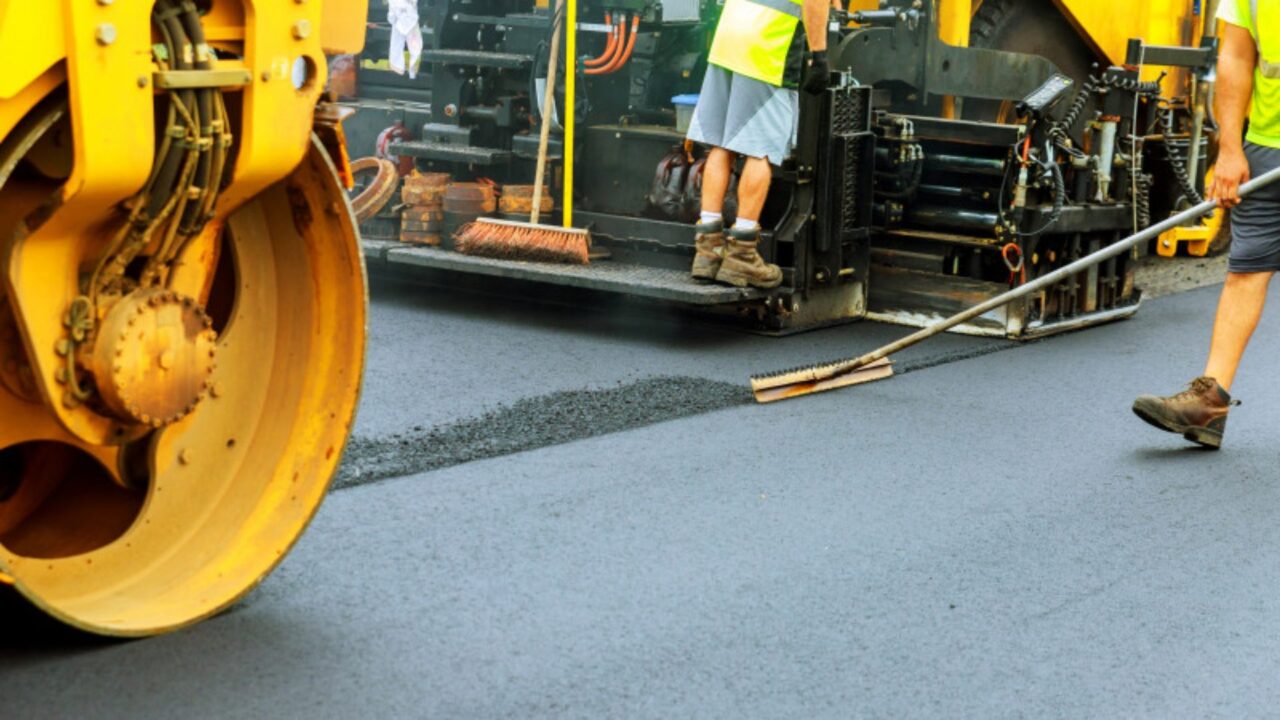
[1131,276,1264,448]
[684,62,735,280]
[689,147,733,280]
[733,156,772,227]
[700,147,735,215]
[1203,271,1273,390]
[1132,143,1280,448]
[716,155,782,289]
[1131,272,1268,450]
[711,68,794,289]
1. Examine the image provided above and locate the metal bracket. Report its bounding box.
[832,0,1061,106]
[153,68,253,90]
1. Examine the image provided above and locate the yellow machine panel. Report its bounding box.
[1057,0,1202,67]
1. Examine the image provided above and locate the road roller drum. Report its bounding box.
[0,0,369,635]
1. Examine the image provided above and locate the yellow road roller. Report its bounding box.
[0,0,367,636]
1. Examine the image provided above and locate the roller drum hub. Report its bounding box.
[89,289,217,428]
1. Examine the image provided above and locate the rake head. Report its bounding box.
[750,358,894,403]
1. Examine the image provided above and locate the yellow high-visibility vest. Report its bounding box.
[1251,0,1280,78]
[707,0,804,87]
[1239,0,1280,147]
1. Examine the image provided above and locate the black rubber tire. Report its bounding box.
[965,0,1101,126]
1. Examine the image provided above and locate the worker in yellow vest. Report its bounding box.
[684,0,832,288]
[1133,0,1279,448]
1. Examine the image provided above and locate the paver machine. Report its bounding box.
[348,0,1217,335]
[0,0,368,635]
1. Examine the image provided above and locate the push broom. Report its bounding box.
[750,165,1280,404]
[453,0,591,264]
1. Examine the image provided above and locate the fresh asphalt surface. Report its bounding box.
[6,277,1280,718]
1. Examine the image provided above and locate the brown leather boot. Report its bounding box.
[691,219,726,281]
[1132,376,1237,449]
[714,227,783,289]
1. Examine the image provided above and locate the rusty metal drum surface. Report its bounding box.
[498,184,554,215]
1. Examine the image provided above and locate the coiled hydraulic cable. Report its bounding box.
[1097,72,1163,97]
[1132,167,1152,228]
[1049,75,1098,145]
[1160,105,1205,206]
[1050,72,1163,147]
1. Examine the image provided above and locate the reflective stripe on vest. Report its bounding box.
[707,0,804,87]
[1250,0,1280,78]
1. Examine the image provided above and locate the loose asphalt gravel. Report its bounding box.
[6,270,1280,718]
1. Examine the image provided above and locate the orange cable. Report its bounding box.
[584,16,626,75]
[583,13,616,68]
[600,16,640,75]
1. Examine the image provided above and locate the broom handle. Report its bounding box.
[530,0,565,225]
[563,0,576,229]
[830,165,1280,378]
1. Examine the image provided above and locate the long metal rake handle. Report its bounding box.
[823,165,1280,381]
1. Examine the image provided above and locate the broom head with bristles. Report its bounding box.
[453,218,591,265]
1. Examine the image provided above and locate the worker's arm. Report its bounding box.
[800,0,831,93]
[802,0,830,52]
[1210,22,1257,208]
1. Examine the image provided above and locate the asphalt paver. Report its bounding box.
[6,281,1280,718]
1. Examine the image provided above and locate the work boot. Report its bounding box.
[1132,376,1237,449]
[691,219,726,281]
[714,227,783,289]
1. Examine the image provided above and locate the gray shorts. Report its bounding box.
[1229,142,1280,273]
[686,65,799,167]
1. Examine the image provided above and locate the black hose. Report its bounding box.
[178,1,213,232]
[1015,157,1066,239]
[1134,169,1152,228]
[1161,106,1205,206]
[147,2,193,219]
[1097,72,1163,96]
[1050,75,1097,145]
[874,153,923,200]
[995,143,1066,239]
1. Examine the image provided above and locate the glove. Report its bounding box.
[802,51,830,95]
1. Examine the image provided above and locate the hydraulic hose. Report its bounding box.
[585,16,625,75]
[587,15,638,76]
[1162,106,1205,206]
[582,13,617,68]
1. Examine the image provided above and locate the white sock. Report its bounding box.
[699,211,722,225]
[733,217,760,231]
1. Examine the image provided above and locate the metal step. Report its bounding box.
[390,140,510,165]
[364,240,770,305]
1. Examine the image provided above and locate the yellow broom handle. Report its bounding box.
[563,0,576,228]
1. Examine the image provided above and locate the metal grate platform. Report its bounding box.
[363,240,770,305]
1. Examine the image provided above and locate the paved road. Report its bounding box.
[7,279,1280,718]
